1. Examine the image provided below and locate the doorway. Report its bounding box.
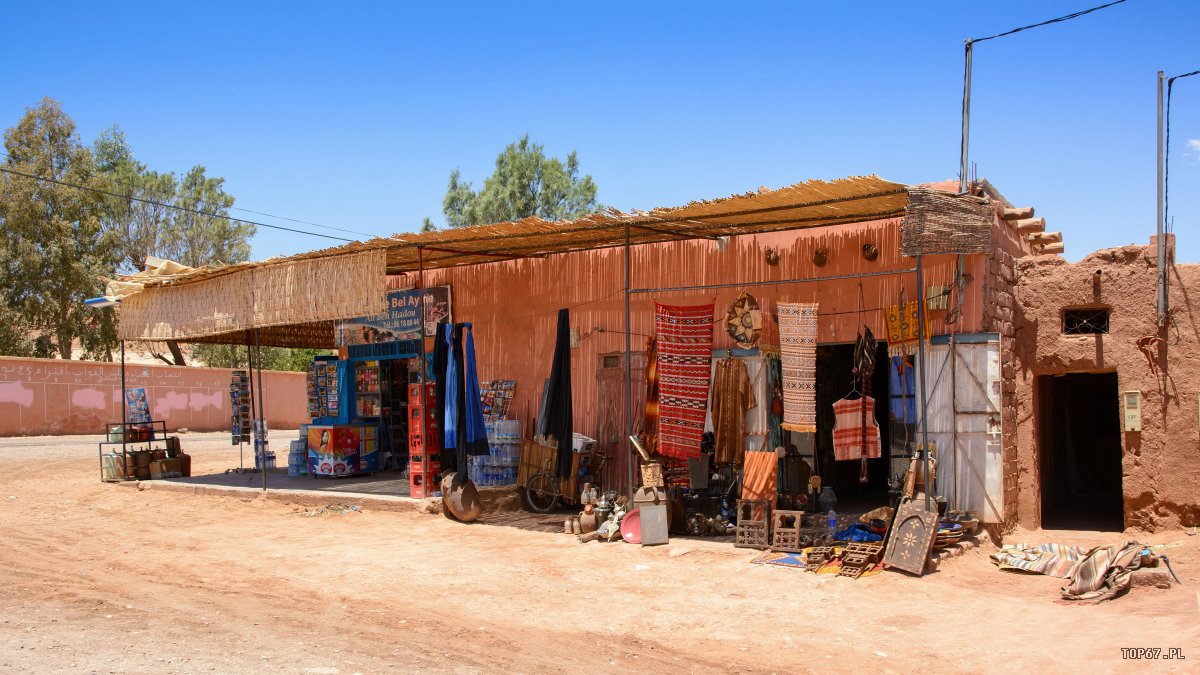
[1037,373,1124,531]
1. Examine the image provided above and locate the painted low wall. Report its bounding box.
[0,356,307,436]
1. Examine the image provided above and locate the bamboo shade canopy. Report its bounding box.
[126,175,910,289]
[110,175,981,347]
[117,250,385,346]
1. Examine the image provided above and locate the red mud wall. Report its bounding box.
[423,219,982,448]
[0,357,307,436]
[1013,244,1200,531]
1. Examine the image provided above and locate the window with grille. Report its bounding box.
[1063,307,1110,335]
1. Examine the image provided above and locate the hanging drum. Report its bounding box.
[725,292,763,349]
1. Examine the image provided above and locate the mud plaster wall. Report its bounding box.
[1012,244,1200,531]
[0,357,308,436]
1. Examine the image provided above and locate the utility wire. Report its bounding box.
[1165,69,1200,236]
[227,205,375,237]
[971,0,1130,44]
[0,166,354,242]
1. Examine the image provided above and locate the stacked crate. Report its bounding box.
[407,382,439,497]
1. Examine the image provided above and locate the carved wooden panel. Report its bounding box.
[881,499,939,576]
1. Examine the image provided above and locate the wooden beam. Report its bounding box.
[1036,242,1065,255]
[1026,231,1062,244]
[1002,206,1035,220]
[1014,217,1046,234]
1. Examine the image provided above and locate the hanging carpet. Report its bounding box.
[777,302,819,433]
[711,356,757,465]
[885,300,933,357]
[544,308,574,478]
[655,303,714,460]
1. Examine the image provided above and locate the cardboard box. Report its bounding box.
[149,458,182,479]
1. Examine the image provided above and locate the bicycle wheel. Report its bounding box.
[522,472,559,513]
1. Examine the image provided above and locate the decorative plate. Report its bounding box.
[725,292,763,348]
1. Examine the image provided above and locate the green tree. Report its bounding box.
[94,126,179,273]
[191,343,330,372]
[442,134,601,228]
[0,306,33,357]
[0,98,120,360]
[164,166,253,268]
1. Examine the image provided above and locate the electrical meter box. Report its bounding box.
[1122,391,1142,432]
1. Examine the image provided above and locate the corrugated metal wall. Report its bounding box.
[422,217,982,485]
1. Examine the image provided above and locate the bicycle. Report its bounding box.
[522,449,611,513]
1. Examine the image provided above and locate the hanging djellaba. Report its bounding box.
[725,292,763,349]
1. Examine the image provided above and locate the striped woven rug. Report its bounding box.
[777,302,818,432]
[655,303,714,460]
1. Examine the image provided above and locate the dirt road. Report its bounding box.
[1,432,1197,674]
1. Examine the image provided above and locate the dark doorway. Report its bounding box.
[1038,373,1124,531]
[814,342,891,505]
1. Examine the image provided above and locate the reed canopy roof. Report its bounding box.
[113,175,912,347]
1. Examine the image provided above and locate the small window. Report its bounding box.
[601,355,620,369]
[1063,307,1110,334]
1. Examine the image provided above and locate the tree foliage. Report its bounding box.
[94,127,253,272]
[440,134,601,228]
[0,98,120,360]
[191,343,330,372]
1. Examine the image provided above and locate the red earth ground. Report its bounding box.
[1,432,1197,674]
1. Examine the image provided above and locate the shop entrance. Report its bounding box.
[1037,372,1124,531]
[813,342,892,507]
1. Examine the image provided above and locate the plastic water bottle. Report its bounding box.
[827,508,837,536]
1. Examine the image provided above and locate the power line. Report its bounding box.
[0,166,354,242]
[228,205,375,237]
[1165,69,1200,236]
[971,0,1130,44]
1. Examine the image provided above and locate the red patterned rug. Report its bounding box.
[655,303,714,460]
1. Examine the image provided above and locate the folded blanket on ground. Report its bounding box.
[1062,541,1154,603]
[990,542,1088,578]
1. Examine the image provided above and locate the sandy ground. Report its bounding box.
[0,432,1197,674]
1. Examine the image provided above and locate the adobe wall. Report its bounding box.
[1012,243,1200,531]
[0,357,308,436]
[981,206,1034,529]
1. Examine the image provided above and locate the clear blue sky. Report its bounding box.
[3,1,1197,262]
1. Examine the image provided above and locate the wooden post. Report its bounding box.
[1001,207,1035,221]
[1014,217,1046,234]
[1025,231,1062,244]
[1036,242,1065,255]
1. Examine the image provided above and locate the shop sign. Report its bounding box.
[335,286,452,347]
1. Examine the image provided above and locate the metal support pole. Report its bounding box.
[959,40,974,194]
[416,246,430,491]
[120,340,127,478]
[623,222,635,497]
[1157,70,1166,328]
[255,328,266,492]
[244,335,255,471]
[916,255,932,512]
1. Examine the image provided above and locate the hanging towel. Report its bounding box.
[832,395,882,461]
[544,309,574,478]
[777,302,818,432]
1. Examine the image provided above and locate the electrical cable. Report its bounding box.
[0,166,354,242]
[1165,69,1200,238]
[227,205,375,237]
[970,0,1130,44]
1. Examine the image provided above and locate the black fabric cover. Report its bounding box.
[545,308,574,478]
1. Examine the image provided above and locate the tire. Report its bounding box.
[522,472,559,513]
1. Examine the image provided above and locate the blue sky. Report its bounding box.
[3,1,1197,262]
